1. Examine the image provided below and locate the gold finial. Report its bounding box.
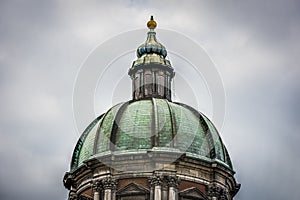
[147,15,157,29]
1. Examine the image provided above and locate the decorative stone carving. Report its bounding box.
[102,176,118,190]
[148,175,163,187]
[148,175,164,200]
[207,183,228,200]
[166,175,180,188]
[220,189,229,200]
[92,180,102,193]
[92,180,102,200]
[165,175,180,200]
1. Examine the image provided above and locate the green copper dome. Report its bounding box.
[70,98,232,171]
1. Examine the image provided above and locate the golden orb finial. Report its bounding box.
[147,15,157,29]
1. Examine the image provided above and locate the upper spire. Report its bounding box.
[147,16,157,30]
[129,16,175,101]
[136,16,167,58]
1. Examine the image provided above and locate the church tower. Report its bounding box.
[63,16,240,200]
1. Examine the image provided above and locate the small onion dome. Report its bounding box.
[137,16,167,58]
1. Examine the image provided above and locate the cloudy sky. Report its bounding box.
[0,0,300,199]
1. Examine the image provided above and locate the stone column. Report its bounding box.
[112,185,117,200]
[162,183,168,200]
[149,175,163,200]
[93,181,102,200]
[155,185,162,200]
[149,185,154,200]
[102,176,117,200]
[167,175,180,200]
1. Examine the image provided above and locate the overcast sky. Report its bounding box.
[0,0,300,200]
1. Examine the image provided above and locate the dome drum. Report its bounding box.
[64,152,239,200]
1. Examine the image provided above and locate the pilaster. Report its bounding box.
[93,181,102,200]
[102,176,117,200]
[166,175,180,200]
[149,175,163,200]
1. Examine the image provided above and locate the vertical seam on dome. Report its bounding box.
[110,102,130,151]
[150,98,155,147]
[224,146,233,169]
[219,137,227,163]
[140,69,144,99]
[151,98,159,147]
[203,115,227,163]
[174,102,216,159]
[70,115,102,171]
[166,100,176,147]
[93,106,117,155]
[215,128,227,163]
[163,71,166,99]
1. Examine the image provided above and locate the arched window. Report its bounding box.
[134,74,140,99]
[144,71,152,96]
[157,72,165,96]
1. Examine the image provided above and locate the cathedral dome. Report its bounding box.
[64,17,240,200]
[70,98,232,171]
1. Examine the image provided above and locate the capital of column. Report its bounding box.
[207,183,228,200]
[92,180,102,193]
[220,189,229,200]
[148,175,163,187]
[102,176,118,190]
[166,175,180,188]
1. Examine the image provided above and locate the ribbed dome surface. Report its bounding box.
[70,98,232,171]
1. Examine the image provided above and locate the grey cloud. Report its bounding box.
[0,1,299,200]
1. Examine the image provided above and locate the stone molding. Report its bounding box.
[69,193,78,200]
